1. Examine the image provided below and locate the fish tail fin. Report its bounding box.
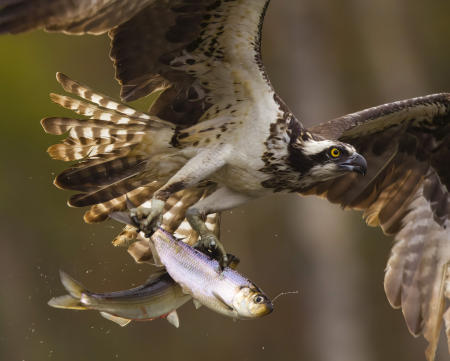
[59,270,86,299]
[48,295,87,310]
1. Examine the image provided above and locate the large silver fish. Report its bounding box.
[48,270,190,327]
[151,228,273,319]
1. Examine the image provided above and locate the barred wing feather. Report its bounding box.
[109,0,281,128]
[0,0,154,35]
[1,1,284,130]
[306,94,450,361]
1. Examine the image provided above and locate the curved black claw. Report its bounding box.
[110,211,160,239]
[225,254,240,269]
[218,253,229,270]
[144,228,157,239]
[131,215,141,228]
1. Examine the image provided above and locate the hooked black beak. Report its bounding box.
[339,153,367,175]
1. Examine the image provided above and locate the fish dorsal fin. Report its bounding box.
[212,292,233,311]
[166,310,180,328]
[100,312,131,327]
[144,270,168,284]
[193,300,203,310]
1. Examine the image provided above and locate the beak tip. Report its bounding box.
[356,166,367,176]
[338,153,367,175]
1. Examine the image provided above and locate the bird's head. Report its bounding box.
[288,137,367,187]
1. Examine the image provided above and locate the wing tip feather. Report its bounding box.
[55,72,65,83]
[41,117,65,135]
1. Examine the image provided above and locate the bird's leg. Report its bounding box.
[131,145,232,236]
[187,208,228,265]
[186,187,253,269]
[129,198,166,237]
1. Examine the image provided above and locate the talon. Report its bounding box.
[109,196,165,236]
[131,215,140,228]
[225,254,240,269]
[195,232,228,270]
[122,198,165,237]
[186,208,229,270]
[218,249,229,270]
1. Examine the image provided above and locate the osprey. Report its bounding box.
[1,1,448,359]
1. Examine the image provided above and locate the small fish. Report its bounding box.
[48,270,191,328]
[151,228,273,319]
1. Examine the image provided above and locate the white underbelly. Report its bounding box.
[211,162,269,196]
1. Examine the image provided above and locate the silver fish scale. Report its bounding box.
[152,229,253,317]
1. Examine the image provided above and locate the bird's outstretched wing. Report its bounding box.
[305,94,450,361]
[108,0,286,128]
[1,0,286,130]
[0,0,154,35]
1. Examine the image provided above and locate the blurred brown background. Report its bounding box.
[0,1,449,360]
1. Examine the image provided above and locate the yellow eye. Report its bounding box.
[330,147,341,158]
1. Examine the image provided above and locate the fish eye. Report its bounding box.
[253,295,265,304]
[329,147,341,158]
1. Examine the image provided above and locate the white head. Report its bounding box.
[288,138,367,188]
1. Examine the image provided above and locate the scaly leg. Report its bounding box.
[132,145,233,236]
[186,186,253,268]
